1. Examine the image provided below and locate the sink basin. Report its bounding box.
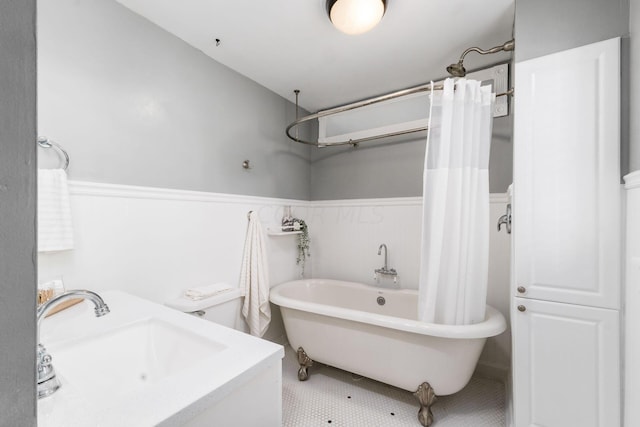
[38,290,284,426]
[50,318,227,400]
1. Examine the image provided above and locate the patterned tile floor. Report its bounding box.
[282,346,506,427]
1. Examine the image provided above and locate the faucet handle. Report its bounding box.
[36,343,59,391]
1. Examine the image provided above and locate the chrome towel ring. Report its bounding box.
[37,136,70,171]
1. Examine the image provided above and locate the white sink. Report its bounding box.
[50,318,227,401]
[38,290,284,427]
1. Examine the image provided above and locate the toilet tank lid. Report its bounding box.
[165,288,242,312]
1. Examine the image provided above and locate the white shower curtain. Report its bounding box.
[418,78,495,325]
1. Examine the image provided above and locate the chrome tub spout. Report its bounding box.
[375,243,397,282]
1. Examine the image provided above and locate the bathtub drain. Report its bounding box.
[377,296,386,306]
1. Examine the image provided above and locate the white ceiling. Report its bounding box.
[115,0,515,112]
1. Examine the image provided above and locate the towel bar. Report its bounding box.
[37,137,70,171]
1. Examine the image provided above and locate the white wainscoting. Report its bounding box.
[38,181,309,342]
[625,171,640,427]
[39,181,511,372]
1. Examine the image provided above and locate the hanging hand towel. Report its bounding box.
[240,211,271,337]
[38,169,74,252]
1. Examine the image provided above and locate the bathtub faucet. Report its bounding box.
[375,243,397,283]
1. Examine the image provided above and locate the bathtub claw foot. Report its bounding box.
[297,347,313,381]
[414,382,437,427]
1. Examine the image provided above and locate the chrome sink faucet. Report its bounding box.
[375,243,398,283]
[37,289,110,399]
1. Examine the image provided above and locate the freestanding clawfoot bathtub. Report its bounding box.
[270,279,507,426]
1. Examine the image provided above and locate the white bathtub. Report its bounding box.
[270,279,507,396]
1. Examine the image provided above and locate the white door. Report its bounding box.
[512,297,619,427]
[513,38,621,309]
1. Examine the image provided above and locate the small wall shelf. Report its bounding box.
[267,230,302,236]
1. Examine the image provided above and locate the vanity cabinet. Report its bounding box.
[512,37,621,426]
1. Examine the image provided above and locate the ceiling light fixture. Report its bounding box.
[326,0,387,35]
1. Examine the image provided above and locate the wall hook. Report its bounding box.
[242,160,251,169]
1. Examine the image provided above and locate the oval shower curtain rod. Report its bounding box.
[286,39,515,148]
[286,84,513,148]
[37,136,70,171]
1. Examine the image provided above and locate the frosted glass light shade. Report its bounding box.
[328,0,386,35]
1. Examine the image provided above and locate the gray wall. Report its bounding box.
[310,113,514,200]
[631,0,640,172]
[38,0,310,200]
[36,0,638,203]
[0,0,37,425]
[515,0,629,62]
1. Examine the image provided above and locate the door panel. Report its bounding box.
[513,38,621,309]
[512,297,620,427]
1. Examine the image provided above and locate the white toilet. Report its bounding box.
[166,288,243,329]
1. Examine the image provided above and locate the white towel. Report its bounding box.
[240,211,271,337]
[38,169,74,252]
[184,282,233,300]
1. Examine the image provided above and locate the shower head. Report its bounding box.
[446,61,467,77]
[446,39,515,78]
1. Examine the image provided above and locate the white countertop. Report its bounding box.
[38,290,284,427]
